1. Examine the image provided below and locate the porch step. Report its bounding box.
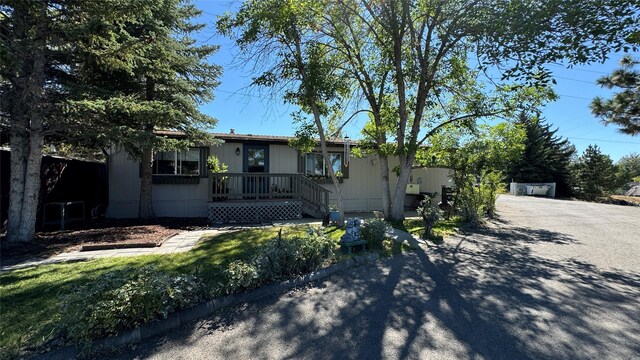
[302,202,327,219]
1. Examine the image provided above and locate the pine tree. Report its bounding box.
[0,1,133,241]
[506,114,576,197]
[591,56,640,135]
[0,0,220,242]
[71,0,221,219]
[572,145,618,201]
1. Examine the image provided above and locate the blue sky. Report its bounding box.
[194,1,639,162]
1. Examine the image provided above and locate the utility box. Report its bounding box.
[406,184,420,195]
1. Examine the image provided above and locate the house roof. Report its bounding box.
[154,129,353,147]
[212,133,353,147]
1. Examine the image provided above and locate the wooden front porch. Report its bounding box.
[208,173,330,224]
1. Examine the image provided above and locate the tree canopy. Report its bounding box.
[616,153,640,185]
[591,56,640,135]
[0,0,221,241]
[72,0,222,219]
[217,0,639,221]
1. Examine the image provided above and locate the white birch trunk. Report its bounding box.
[7,2,46,242]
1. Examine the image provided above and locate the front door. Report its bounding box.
[243,144,269,196]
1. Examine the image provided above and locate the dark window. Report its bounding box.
[305,153,344,177]
[153,149,200,176]
[247,148,265,172]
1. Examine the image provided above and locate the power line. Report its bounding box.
[548,63,610,75]
[554,75,595,84]
[557,94,592,101]
[214,88,278,101]
[567,137,640,145]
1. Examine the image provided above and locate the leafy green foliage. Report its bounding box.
[416,195,441,240]
[359,219,392,250]
[218,231,336,294]
[59,266,205,342]
[221,260,260,295]
[506,113,576,197]
[218,0,350,217]
[430,122,525,225]
[253,231,335,282]
[207,155,228,173]
[591,56,640,135]
[616,153,640,187]
[571,145,619,201]
[73,0,221,218]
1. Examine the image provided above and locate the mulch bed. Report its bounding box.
[0,218,208,265]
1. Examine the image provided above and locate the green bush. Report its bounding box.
[59,266,204,342]
[417,201,441,239]
[360,218,391,249]
[256,231,335,281]
[218,230,336,295]
[222,260,260,294]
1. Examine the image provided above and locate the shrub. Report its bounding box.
[215,230,336,295]
[255,231,335,281]
[455,172,503,226]
[360,218,391,249]
[59,266,204,342]
[417,201,440,239]
[221,260,260,294]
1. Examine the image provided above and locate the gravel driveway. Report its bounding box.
[106,195,640,360]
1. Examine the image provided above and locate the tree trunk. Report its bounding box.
[388,156,414,222]
[311,103,345,223]
[138,77,156,220]
[378,154,391,218]
[7,132,27,241]
[138,144,155,220]
[6,2,47,242]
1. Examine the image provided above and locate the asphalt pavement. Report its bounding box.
[106,195,640,360]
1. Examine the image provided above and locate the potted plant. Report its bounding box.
[207,155,229,201]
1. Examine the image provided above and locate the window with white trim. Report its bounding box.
[305,153,344,177]
[153,149,200,175]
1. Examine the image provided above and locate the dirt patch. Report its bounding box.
[610,195,640,205]
[0,218,208,265]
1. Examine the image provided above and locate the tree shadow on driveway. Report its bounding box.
[108,225,640,360]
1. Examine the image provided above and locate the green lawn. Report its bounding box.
[0,225,311,354]
[0,222,414,355]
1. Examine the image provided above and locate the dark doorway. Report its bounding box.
[243,144,269,173]
[243,144,269,197]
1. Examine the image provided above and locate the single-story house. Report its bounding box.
[106,132,452,223]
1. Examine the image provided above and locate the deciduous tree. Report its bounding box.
[324,0,637,221]
[218,0,350,221]
[429,122,526,225]
[616,153,640,187]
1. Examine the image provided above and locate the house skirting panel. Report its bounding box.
[208,200,302,224]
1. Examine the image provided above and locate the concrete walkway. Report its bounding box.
[0,230,219,272]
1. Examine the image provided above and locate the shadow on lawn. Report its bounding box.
[106,220,640,360]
